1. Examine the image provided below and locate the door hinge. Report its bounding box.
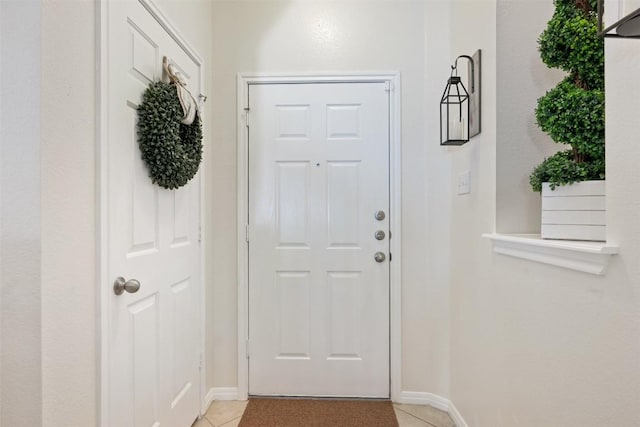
[199,353,204,371]
[244,107,250,128]
[389,252,392,262]
[198,225,202,243]
[245,224,250,243]
[246,339,250,359]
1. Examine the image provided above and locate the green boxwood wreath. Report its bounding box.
[137,81,203,190]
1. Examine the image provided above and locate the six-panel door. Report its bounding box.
[248,82,390,397]
[107,1,201,426]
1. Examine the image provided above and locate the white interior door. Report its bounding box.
[106,1,202,426]
[248,82,390,397]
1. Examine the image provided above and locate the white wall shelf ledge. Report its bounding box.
[482,233,619,275]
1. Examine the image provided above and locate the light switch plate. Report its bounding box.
[457,170,470,195]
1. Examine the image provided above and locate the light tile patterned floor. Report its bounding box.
[192,400,456,427]
[393,403,456,427]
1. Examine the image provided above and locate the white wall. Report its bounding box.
[209,0,452,397]
[0,1,43,426]
[423,0,454,399]
[602,35,640,427]
[447,2,498,421]
[447,1,640,425]
[496,0,563,233]
[41,2,96,425]
[40,1,214,425]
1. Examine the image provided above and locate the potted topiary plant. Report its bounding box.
[529,0,605,241]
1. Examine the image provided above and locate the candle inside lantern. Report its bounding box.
[449,117,466,140]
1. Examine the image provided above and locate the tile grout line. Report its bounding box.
[394,407,439,427]
[198,416,214,427]
[204,403,247,427]
[218,415,242,427]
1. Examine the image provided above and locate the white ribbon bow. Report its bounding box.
[163,56,200,125]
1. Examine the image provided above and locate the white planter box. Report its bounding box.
[541,180,606,242]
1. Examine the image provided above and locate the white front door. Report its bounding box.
[106,1,202,426]
[248,82,390,397]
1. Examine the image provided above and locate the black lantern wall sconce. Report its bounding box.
[440,50,481,146]
[598,0,640,38]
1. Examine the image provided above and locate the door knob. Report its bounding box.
[374,252,386,263]
[374,230,386,240]
[113,277,141,295]
[374,210,386,221]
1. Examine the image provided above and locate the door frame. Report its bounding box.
[236,72,402,401]
[97,1,207,425]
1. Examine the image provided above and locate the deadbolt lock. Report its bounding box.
[374,230,386,240]
[374,210,386,221]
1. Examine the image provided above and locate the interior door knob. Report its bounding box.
[113,277,141,295]
[374,252,386,263]
[374,230,386,240]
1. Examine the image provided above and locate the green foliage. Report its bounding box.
[535,78,604,158]
[529,150,605,192]
[137,82,203,190]
[554,0,598,11]
[530,0,605,192]
[538,10,604,89]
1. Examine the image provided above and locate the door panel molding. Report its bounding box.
[97,1,206,426]
[236,72,402,401]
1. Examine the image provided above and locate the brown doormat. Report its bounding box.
[238,398,399,427]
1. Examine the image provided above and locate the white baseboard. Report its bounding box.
[397,391,449,412]
[448,400,468,427]
[205,387,240,405]
[397,391,468,427]
[204,388,216,411]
